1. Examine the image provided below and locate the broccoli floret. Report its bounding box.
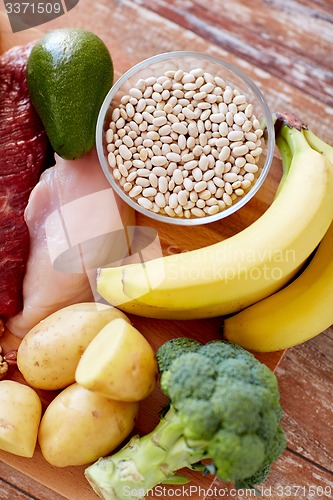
[209,430,266,482]
[156,337,201,374]
[157,338,202,397]
[177,398,220,441]
[211,381,262,434]
[236,426,287,490]
[164,352,217,402]
[85,338,286,499]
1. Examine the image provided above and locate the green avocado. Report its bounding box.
[27,28,114,160]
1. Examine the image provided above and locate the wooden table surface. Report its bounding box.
[1,0,333,499]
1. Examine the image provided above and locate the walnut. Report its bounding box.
[0,345,8,380]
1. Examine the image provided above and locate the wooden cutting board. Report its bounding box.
[0,3,285,498]
[0,322,284,500]
[0,170,285,499]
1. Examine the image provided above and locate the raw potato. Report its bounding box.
[0,380,42,457]
[17,302,130,390]
[38,383,139,467]
[75,317,158,401]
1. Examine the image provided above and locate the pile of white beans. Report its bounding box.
[105,68,264,219]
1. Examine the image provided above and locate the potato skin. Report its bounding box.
[38,383,139,467]
[0,380,42,457]
[17,303,130,390]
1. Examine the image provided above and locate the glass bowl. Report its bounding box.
[96,51,274,226]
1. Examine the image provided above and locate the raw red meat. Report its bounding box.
[0,43,52,319]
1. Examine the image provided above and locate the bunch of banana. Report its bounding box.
[223,220,333,351]
[97,116,333,320]
[223,122,333,351]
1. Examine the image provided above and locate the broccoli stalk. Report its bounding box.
[85,339,286,500]
[85,406,205,500]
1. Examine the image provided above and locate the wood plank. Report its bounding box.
[0,479,33,500]
[276,326,333,472]
[2,0,333,141]
[27,0,332,146]
[131,0,333,107]
[209,448,333,499]
[0,0,332,498]
[0,462,66,500]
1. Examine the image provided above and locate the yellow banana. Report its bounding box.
[97,122,333,320]
[223,220,333,352]
[304,128,333,164]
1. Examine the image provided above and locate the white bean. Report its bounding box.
[119,144,132,160]
[171,122,187,135]
[223,192,232,206]
[136,177,150,187]
[219,146,231,162]
[210,113,225,123]
[152,116,167,127]
[223,172,238,183]
[142,187,157,197]
[194,180,207,193]
[191,207,205,217]
[228,130,244,142]
[105,69,263,219]
[207,204,220,215]
[155,192,166,208]
[244,163,259,173]
[192,167,203,181]
[184,160,198,171]
[129,87,142,100]
[173,169,184,185]
[232,145,249,157]
[234,188,245,196]
[158,176,168,193]
[183,177,194,191]
[138,197,153,210]
[188,122,199,138]
[178,190,188,206]
[127,171,137,182]
[107,151,116,168]
[159,124,172,136]
[164,205,176,217]
[146,131,160,141]
[151,155,167,167]
[136,168,151,177]
[168,192,178,209]
[129,185,142,198]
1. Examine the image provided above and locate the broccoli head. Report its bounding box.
[85,338,286,499]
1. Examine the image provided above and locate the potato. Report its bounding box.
[0,380,42,457]
[38,383,138,467]
[17,302,130,390]
[75,317,158,402]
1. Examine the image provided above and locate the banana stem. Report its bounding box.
[275,112,333,165]
[279,123,309,155]
[274,111,310,154]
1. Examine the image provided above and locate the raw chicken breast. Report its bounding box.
[7,149,135,337]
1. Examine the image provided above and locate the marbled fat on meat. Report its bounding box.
[0,44,52,319]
